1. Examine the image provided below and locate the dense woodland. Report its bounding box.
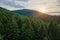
[0,7,60,40]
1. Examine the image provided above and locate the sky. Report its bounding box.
[0,0,60,15]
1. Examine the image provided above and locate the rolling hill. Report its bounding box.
[0,7,48,40]
[13,9,59,22]
[0,7,60,40]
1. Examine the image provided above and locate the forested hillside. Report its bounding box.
[0,7,60,40]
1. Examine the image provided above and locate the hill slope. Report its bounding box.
[0,7,60,40]
[0,7,47,40]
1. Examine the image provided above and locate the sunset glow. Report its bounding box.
[38,7,46,13]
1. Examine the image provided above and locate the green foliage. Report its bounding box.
[0,34,3,40]
[0,7,60,40]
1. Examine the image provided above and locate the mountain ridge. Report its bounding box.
[13,9,60,22]
[0,7,60,22]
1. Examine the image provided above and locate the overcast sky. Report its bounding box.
[0,0,60,15]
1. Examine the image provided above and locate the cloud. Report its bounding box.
[0,0,27,10]
[0,3,22,10]
[0,0,59,10]
[0,0,60,15]
[16,0,29,2]
[3,1,24,8]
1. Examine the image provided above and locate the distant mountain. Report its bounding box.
[13,9,54,21]
[13,9,37,17]
[0,7,60,22]
[13,9,49,19]
[13,9,49,17]
[13,9,60,22]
